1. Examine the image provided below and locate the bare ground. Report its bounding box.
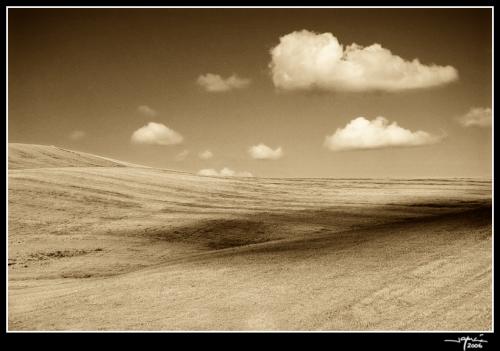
[8,144,492,331]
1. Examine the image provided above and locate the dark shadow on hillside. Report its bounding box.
[142,198,492,252]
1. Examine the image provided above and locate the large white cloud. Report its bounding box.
[131,122,183,145]
[137,105,158,117]
[248,143,283,160]
[197,73,251,92]
[198,167,253,177]
[458,107,492,127]
[269,30,458,92]
[324,117,442,151]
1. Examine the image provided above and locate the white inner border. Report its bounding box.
[5,5,495,334]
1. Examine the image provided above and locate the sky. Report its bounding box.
[8,8,492,178]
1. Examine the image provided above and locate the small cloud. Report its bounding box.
[197,73,251,92]
[69,130,86,141]
[324,117,443,151]
[269,30,458,92]
[175,149,190,161]
[137,105,158,117]
[458,107,492,127]
[198,150,214,159]
[197,168,219,177]
[131,122,183,145]
[248,143,283,160]
[197,167,253,177]
[219,167,236,176]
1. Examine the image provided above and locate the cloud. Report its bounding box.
[197,167,253,177]
[458,107,492,127]
[219,167,237,176]
[137,105,158,117]
[197,168,219,176]
[269,30,458,92]
[324,117,442,151]
[69,130,86,140]
[198,150,214,159]
[175,149,190,161]
[248,143,283,160]
[131,122,183,145]
[197,73,251,92]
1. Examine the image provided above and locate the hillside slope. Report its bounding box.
[7,143,492,330]
[8,143,140,169]
[9,206,491,331]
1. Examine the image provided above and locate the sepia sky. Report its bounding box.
[8,8,492,178]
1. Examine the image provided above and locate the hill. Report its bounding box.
[7,143,492,330]
[8,143,139,169]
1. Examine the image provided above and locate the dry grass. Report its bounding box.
[8,144,492,330]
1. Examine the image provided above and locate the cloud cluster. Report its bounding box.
[458,107,492,127]
[198,150,214,159]
[269,30,458,92]
[248,143,283,160]
[324,117,442,151]
[137,105,158,117]
[198,167,253,177]
[69,130,86,141]
[131,122,183,145]
[197,73,251,92]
